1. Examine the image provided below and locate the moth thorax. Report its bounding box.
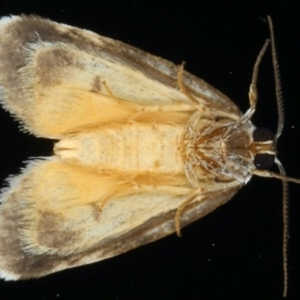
[182,119,258,185]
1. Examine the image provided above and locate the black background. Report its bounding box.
[0,0,299,299]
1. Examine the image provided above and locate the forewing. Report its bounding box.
[0,158,240,279]
[0,15,241,139]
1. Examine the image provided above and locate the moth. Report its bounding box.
[0,15,298,295]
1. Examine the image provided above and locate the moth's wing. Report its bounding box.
[0,158,241,279]
[0,15,241,139]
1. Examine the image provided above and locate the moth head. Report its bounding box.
[182,117,280,186]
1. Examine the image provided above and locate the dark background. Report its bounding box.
[0,0,299,299]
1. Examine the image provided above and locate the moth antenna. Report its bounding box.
[267,15,288,298]
[267,16,285,142]
[275,160,289,299]
[251,168,300,184]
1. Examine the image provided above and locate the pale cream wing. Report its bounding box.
[0,158,241,279]
[0,15,241,139]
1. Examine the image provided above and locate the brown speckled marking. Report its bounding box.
[90,75,101,93]
[35,48,83,86]
[37,211,80,250]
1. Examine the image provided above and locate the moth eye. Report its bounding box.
[215,116,224,122]
[253,127,274,142]
[214,116,232,123]
[254,153,275,169]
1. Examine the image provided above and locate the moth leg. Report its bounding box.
[174,186,236,237]
[94,180,141,214]
[102,81,146,123]
[248,39,270,113]
[222,39,271,140]
[177,62,199,105]
[103,80,161,126]
[175,193,199,237]
[102,81,120,102]
[97,191,117,213]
